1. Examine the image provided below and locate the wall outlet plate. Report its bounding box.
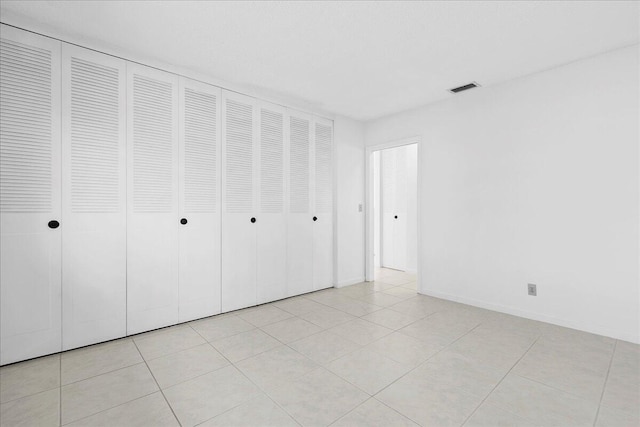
[528,283,537,296]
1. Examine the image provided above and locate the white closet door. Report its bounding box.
[61,45,126,349]
[256,102,287,303]
[126,64,179,334]
[286,111,313,296]
[178,79,221,322]
[312,118,334,290]
[381,148,397,269]
[222,91,257,311]
[0,26,62,365]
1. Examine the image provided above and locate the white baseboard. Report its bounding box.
[335,276,365,288]
[419,288,640,344]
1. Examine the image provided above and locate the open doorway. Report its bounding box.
[366,138,420,289]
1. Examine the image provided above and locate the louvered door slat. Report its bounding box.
[224,99,254,214]
[314,122,332,214]
[289,116,310,214]
[260,108,284,213]
[0,38,52,213]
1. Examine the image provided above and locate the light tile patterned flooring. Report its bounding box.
[1,268,638,426]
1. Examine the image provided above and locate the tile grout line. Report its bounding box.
[188,323,303,427]
[130,339,183,427]
[58,390,160,426]
[459,334,542,426]
[592,339,617,427]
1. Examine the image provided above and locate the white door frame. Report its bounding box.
[365,136,421,287]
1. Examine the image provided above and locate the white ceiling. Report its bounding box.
[1,1,638,121]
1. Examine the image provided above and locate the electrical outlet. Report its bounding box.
[528,283,537,296]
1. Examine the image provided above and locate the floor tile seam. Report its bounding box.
[371,322,484,399]
[58,390,160,427]
[460,336,556,427]
[372,396,423,427]
[593,339,618,427]
[512,371,607,405]
[187,322,260,346]
[226,353,315,427]
[130,339,183,427]
[0,385,61,408]
[58,361,150,389]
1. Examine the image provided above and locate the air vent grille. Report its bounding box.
[449,82,479,93]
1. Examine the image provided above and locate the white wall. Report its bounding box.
[334,116,366,286]
[365,46,640,343]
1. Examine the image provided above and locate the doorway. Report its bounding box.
[365,138,420,287]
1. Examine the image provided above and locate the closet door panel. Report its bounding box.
[126,64,179,334]
[222,92,257,311]
[313,119,333,290]
[0,26,62,364]
[286,113,313,296]
[61,45,126,350]
[178,79,221,322]
[256,104,287,303]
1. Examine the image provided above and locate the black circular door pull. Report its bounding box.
[48,220,60,229]
[251,217,256,223]
[313,216,318,221]
[180,218,188,225]
[394,215,398,219]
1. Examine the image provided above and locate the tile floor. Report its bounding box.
[1,268,638,427]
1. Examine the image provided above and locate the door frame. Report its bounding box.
[365,136,421,288]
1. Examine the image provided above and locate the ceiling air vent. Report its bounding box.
[449,82,480,94]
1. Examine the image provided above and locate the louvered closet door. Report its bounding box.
[381,148,397,269]
[312,118,334,290]
[0,26,62,365]
[286,111,313,296]
[61,45,126,349]
[126,64,179,334]
[222,91,257,311]
[178,79,221,322]
[256,102,287,304]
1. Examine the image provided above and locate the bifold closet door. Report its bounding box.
[256,103,287,304]
[0,26,62,365]
[61,45,126,349]
[127,64,179,334]
[222,91,257,311]
[312,119,333,290]
[178,79,221,322]
[287,112,313,296]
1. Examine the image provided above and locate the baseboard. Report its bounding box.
[419,288,640,344]
[335,276,365,288]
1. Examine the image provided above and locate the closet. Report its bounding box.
[0,24,333,365]
[221,92,288,312]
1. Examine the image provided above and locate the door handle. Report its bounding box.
[48,220,60,229]
[251,217,256,223]
[394,215,398,219]
[313,216,318,221]
[180,218,188,225]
